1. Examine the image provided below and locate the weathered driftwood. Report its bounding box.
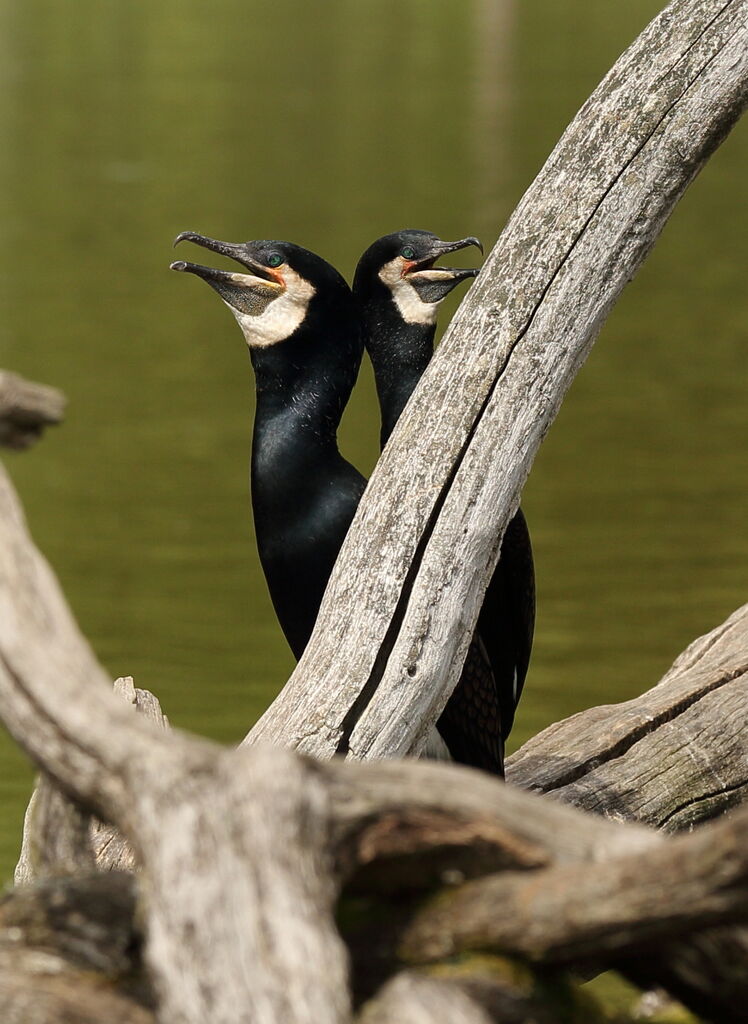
[9,504,747,1016]
[326,749,748,1020]
[247,0,748,763]
[5,737,748,1020]
[1,424,744,1019]
[508,601,748,827]
[0,370,65,450]
[396,803,748,964]
[324,757,748,1021]
[15,678,169,886]
[0,2,746,1022]
[87,677,170,874]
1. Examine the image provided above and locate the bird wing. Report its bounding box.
[435,508,535,775]
[477,506,536,741]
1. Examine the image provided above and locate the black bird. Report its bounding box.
[171,232,366,658]
[354,230,535,774]
[354,229,482,446]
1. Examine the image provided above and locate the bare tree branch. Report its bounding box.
[397,805,748,964]
[0,370,65,450]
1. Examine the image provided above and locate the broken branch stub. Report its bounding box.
[0,370,65,450]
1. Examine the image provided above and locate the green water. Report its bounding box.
[0,0,746,882]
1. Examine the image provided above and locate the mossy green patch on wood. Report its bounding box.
[583,971,700,1023]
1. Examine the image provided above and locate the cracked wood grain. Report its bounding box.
[508,603,748,828]
[15,678,170,884]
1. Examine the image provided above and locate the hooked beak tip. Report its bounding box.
[173,230,201,248]
[433,235,484,261]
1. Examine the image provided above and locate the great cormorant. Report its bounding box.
[172,232,366,658]
[354,230,535,774]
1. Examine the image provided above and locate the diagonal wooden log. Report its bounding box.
[246,0,748,762]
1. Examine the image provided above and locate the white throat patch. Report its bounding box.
[228,267,316,348]
[378,257,438,326]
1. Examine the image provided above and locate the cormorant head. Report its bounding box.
[171,232,350,348]
[353,229,483,326]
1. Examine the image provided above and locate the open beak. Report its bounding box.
[405,236,483,303]
[170,231,282,315]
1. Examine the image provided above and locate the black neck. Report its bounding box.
[249,329,353,481]
[247,326,365,659]
[360,297,435,448]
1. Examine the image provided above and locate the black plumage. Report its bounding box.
[172,232,365,657]
[354,230,535,774]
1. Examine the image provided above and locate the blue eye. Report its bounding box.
[401,246,415,260]
[267,253,283,268]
